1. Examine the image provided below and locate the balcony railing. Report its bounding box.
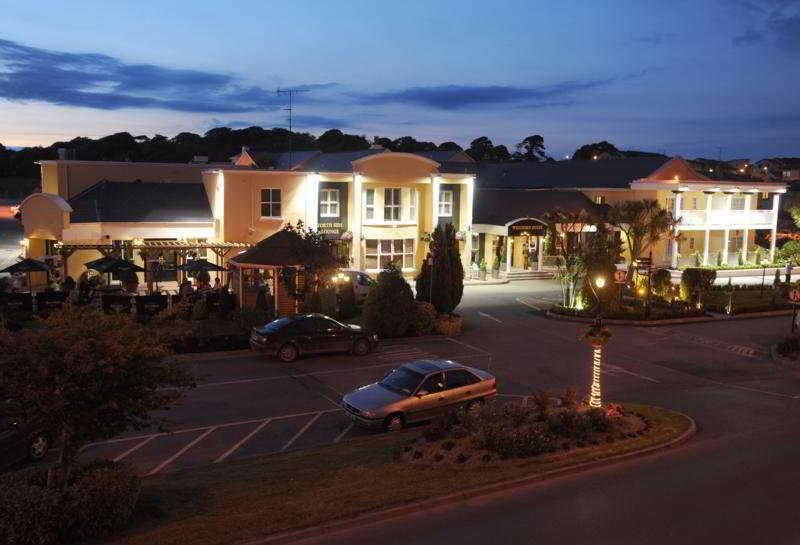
[678,209,774,227]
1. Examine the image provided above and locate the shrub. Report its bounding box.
[337,284,358,320]
[319,286,337,316]
[585,407,613,432]
[435,314,463,336]
[0,461,140,545]
[680,268,716,303]
[491,424,553,459]
[363,262,416,338]
[152,296,193,323]
[531,391,551,419]
[561,387,577,408]
[716,250,723,267]
[417,224,464,315]
[191,300,209,320]
[693,251,702,267]
[412,301,437,335]
[651,268,672,299]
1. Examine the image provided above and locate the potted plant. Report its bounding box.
[491,255,501,279]
[471,260,480,280]
[479,259,487,281]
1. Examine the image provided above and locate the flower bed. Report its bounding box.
[403,401,648,467]
[550,304,705,321]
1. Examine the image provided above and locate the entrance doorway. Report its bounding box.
[507,218,546,271]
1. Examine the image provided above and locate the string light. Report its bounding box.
[589,346,602,408]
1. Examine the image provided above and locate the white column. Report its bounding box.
[537,235,544,271]
[770,192,781,262]
[506,236,512,272]
[670,192,681,269]
[305,173,319,230]
[723,228,730,265]
[352,173,362,270]
[703,229,710,265]
[431,175,440,230]
[705,192,713,224]
[462,178,474,274]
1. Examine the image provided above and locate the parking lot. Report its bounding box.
[80,337,495,475]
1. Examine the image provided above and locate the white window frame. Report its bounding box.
[364,189,375,220]
[409,189,417,221]
[260,188,281,218]
[384,188,401,222]
[320,188,339,217]
[438,190,453,217]
[731,196,746,210]
[365,238,415,271]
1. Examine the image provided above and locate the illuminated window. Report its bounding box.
[594,195,606,205]
[409,189,417,221]
[365,238,414,270]
[364,189,374,220]
[384,188,401,221]
[438,190,453,216]
[260,188,281,218]
[731,196,745,210]
[319,189,339,217]
[689,238,695,250]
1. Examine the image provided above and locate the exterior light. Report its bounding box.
[674,175,680,181]
[739,168,745,173]
[638,287,646,296]
[592,155,598,160]
[331,275,337,282]
[709,168,713,172]
[595,276,606,289]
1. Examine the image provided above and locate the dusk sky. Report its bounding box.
[1,0,799,159]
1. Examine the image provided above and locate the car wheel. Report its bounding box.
[352,338,370,356]
[278,343,298,363]
[385,413,405,432]
[465,399,484,418]
[28,434,50,461]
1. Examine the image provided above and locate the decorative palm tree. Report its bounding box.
[607,199,679,271]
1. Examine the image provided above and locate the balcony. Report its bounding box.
[678,209,775,228]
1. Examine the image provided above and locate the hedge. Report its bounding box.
[680,268,716,302]
[0,460,140,545]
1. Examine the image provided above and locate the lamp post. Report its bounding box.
[585,275,609,409]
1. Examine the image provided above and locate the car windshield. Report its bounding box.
[379,367,423,396]
[263,317,293,332]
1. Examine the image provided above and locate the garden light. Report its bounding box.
[594,276,606,289]
[638,287,646,296]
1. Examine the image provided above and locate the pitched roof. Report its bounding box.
[295,149,387,172]
[473,189,604,226]
[68,180,212,223]
[475,157,671,189]
[644,156,711,181]
[412,150,474,163]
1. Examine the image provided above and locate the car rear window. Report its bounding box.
[446,369,480,389]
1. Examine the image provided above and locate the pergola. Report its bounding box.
[54,240,252,290]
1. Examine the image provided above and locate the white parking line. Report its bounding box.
[281,412,323,451]
[478,311,503,323]
[113,435,157,462]
[199,363,398,388]
[516,296,542,311]
[446,337,493,357]
[334,422,354,443]
[214,419,272,464]
[147,426,218,476]
[605,364,660,383]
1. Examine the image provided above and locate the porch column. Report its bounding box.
[431,175,440,229]
[670,191,682,269]
[723,228,730,265]
[462,177,474,274]
[506,236,512,272]
[704,192,713,224]
[770,192,781,262]
[352,173,362,270]
[537,235,544,271]
[742,194,752,262]
[305,173,319,230]
[703,229,710,265]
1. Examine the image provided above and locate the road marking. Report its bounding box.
[605,364,660,383]
[147,426,218,476]
[478,311,503,323]
[516,296,542,311]
[334,422,354,443]
[281,412,323,451]
[112,435,158,462]
[199,363,399,388]
[446,337,493,357]
[214,419,272,464]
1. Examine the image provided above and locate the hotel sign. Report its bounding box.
[507,218,546,237]
[318,221,345,236]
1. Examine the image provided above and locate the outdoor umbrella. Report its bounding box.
[84,256,145,288]
[177,259,227,273]
[0,258,52,292]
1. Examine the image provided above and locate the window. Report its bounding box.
[594,195,606,205]
[438,190,453,216]
[409,189,417,221]
[364,189,374,220]
[692,198,697,209]
[689,238,695,250]
[384,188,401,221]
[365,238,415,270]
[731,196,745,210]
[260,188,281,218]
[319,188,339,217]
[446,370,480,389]
[761,192,769,200]
[418,373,445,394]
[666,197,676,211]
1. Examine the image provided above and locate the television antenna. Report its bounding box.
[277,88,309,166]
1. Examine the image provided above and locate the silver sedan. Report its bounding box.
[342,360,497,431]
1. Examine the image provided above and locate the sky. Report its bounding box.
[0,0,799,160]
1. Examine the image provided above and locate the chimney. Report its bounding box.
[57,148,67,160]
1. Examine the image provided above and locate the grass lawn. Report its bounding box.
[704,289,792,314]
[106,404,691,545]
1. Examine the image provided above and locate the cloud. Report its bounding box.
[767,12,800,51]
[208,114,351,130]
[0,38,334,113]
[351,78,625,111]
[733,26,765,45]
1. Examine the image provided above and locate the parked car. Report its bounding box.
[340,270,373,304]
[0,416,51,471]
[250,313,379,362]
[342,360,497,431]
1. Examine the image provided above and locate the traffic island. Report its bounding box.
[104,404,693,545]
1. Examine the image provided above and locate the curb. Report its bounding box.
[546,308,793,327]
[243,410,696,545]
[464,279,510,286]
